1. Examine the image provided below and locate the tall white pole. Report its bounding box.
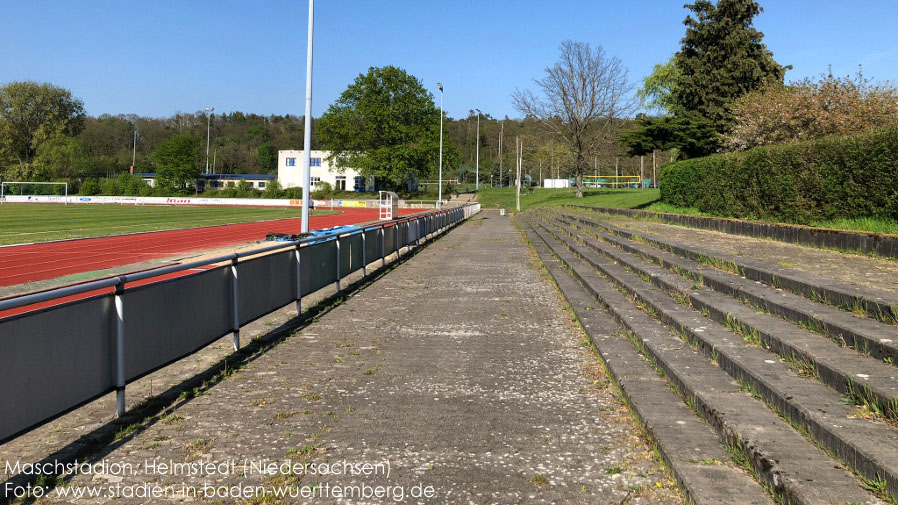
[205,108,213,174]
[475,109,480,191]
[437,83,443,210]
[516,136,521,212]
[301,0,315,233]
[132,125,137,171]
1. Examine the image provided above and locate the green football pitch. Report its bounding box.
[0,204,337,246]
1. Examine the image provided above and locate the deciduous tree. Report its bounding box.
[152,133,202,189]
[725,69,898,150]
[32,134,92,180]
[0,81,85,174]
[513,40,636,197]
[317,65,459,188]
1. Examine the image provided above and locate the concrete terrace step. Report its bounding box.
[537,213,898,500]
[557,210,898,364]
[520,222,774,505]
[549,212,898,416]
[562,208,898,325]
[522,215,884,505]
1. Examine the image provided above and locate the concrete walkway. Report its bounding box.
[19,211,680,504]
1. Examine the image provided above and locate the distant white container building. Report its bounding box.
[278,150,370,192]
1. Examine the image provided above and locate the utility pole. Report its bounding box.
[498,121,504,187]
[652,150,656,188]
[516,136,522,212]
[131,123,137,173]
[550,142,554,181]
[615,156,619,187]
[475,108,481,191]
[640,155,645,190]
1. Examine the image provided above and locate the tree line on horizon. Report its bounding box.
[2,0,895,196]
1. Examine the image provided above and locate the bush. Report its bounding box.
[659,125,898,224]
[261,180,285,199]
[80,178,100,195]
[283,187,304,199]
[311,181,333,200]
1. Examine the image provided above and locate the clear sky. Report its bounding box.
[2,1,896,120]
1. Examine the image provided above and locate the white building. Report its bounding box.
[278,150,369,192]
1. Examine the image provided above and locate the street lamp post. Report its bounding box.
[131,122,137,173]
[301,0,315,233]
[437,82,443,210]
[204,107,214,174]
[475,108,480,191]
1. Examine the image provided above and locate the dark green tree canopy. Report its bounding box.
[317,65,458,187]
[152,132,202,189]
[671,0,789,133]
[0,81,86,170]
[32,134,92,180]
[619,115,719,159]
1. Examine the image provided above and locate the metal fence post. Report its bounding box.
[114,279,126,418]
[335,236,342,291]
[380,227,386,267]
[394,223,399,259]
[361,231,367,277]
[294,244,302,315]
[231,257,240,350]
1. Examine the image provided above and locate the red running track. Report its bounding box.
[0,208,417,288]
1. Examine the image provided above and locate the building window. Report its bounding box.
[335,176,346,191]
[258,182,266,189]
[286,157,296,166]
[354,176,365,192]
[310,157,321,167]
[311,177,320,187]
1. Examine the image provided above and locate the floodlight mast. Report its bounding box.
[205,107,214,174]
[301,0,315,233]
[475,108,480,191]
[437,82,443,210]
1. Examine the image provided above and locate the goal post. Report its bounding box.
[0,181,69,204]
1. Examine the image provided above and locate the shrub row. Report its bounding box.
[659,125,898,224]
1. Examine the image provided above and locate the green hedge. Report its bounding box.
[659,126,898,223]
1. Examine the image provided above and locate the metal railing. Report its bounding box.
[0,203,481,443]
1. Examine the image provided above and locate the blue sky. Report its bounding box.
[2,1,896,120]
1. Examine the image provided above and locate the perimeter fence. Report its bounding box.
[0,203,480,443]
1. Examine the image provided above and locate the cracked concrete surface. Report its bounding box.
[6,210,680,504]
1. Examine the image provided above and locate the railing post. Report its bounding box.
[405,221,411,252]
[294,244,302,315]
[361,231,367,277]
[114,279,126,418]
[335,236,342,291]
[380,227,386,267]
[394,223,399,259]
[230,256,240,350]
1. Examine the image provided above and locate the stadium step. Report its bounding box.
[555,210,898,364]
[520,219,775,505]
[560,206,898,326]
[547,211,898,415]
[522,211,894,505]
